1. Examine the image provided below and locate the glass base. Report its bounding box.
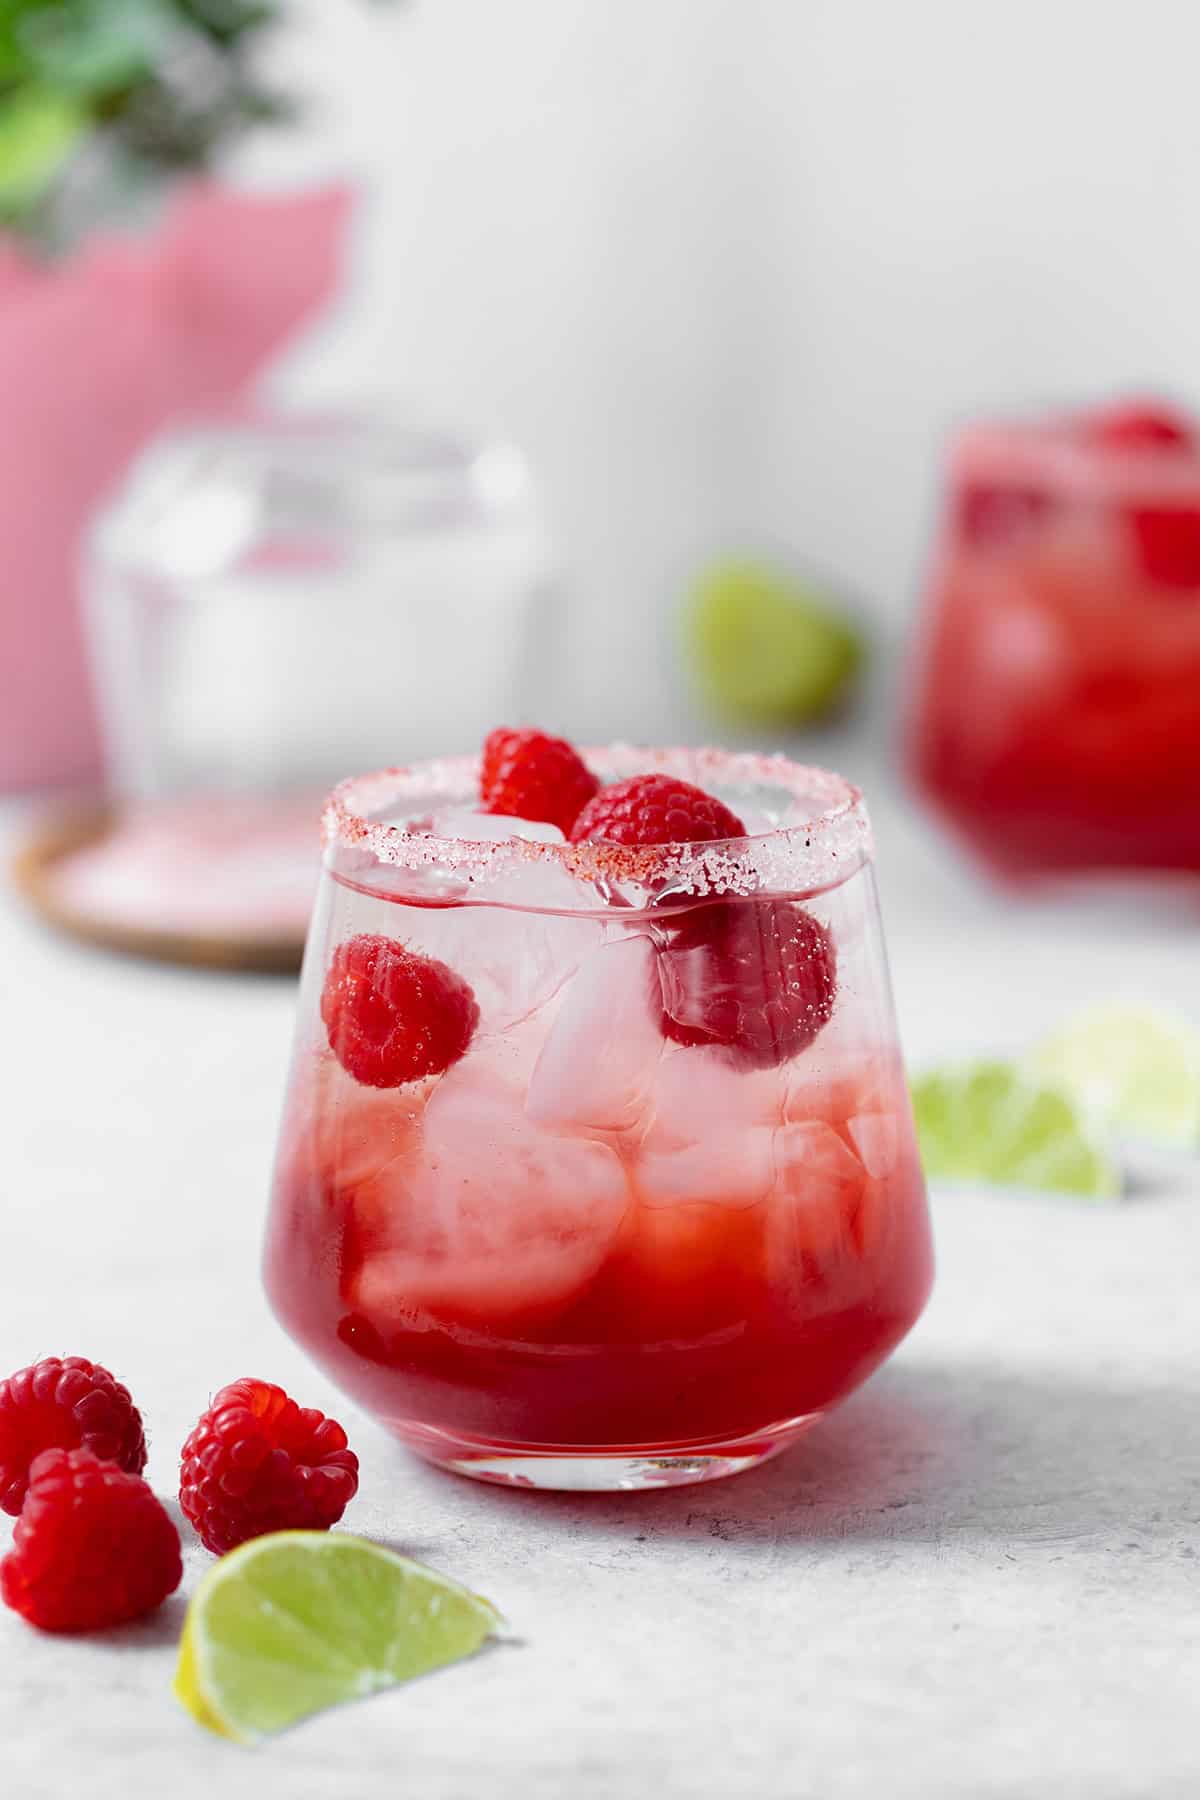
[394,1414,823,1491]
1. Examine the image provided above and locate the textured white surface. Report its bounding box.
[2,789,1199,1800]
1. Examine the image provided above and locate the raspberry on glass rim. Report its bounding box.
[570,772,746,846]
[568,769,837,1073]
[264,741,932,1491]
[480,727,599,837]
[911,398,1200,878]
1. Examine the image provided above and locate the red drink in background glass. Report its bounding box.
[909,402,1200,880]
[264,749,933,1490]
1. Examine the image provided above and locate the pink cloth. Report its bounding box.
[0,184,351,792]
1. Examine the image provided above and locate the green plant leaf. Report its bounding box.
[0,0,393,242]
[174,0,279,44]
[0,86,84,217]
[16,0,174,99]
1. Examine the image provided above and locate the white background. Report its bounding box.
[261,0,1200,734]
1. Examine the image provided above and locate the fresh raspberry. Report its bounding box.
[1126,505,1200,589]
[480,727,599,835]
[1084,402,1193,451]
[657,900,837,1069]
[570,773,745,846]
[321,933,479,1089]
[1,1448,181,1633]
[0,1356,147,1517]
[179,1378,359,1556]
[956,481,1053,549]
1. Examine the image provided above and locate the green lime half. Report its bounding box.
[686,558,865,725]
[1030,1005,1200,1149]
[174,1531,504,1745]
[911,1061,1120,1198]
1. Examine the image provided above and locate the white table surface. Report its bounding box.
[2,782,1198,1800]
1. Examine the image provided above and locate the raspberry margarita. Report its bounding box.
[265,741,932,1489]
[911,401,1200,879]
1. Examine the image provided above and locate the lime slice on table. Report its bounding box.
[175,1532,503,1745]
[686,559,865,725]
[1029,1005,1200,1150]
[911,1061,1120,1199]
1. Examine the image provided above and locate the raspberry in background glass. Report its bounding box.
[264,744,933,1491]
[909,400,1200,880]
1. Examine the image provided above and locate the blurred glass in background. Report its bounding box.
[908,401,1200,885]
[87,411,556,798]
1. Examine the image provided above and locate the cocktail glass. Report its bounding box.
[264,748,933,1490]
[909,404,1200,880]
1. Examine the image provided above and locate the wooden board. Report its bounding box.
[11,804,305,974]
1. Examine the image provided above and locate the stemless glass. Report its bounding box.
[908,405,1200,881]
[264,748,933,1490]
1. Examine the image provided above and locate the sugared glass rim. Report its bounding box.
[322,746,872,899]
[951,415,1200,500]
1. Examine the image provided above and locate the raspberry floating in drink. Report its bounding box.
[321,934,479,1089]
[657,899,837,1069]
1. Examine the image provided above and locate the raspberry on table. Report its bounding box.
[321,933,479,1089]
[0,1355,147,1517]
[570,773,746,846]
[1,1448,181,1633]
[179,1378,359,1556]
[480,727,599,836]
[657,899,838,1069]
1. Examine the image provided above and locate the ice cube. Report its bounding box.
[765,1121,867,1295]
[846,1111,900,1180]
[348,1061,631,1328]
[635,1128,775,1209]
[642,1046,787,1152]
[783,1045,895,1130]
[432,807,567,846]
[525,933,665,1135]
[621,1160,769,1336]
[305,1051,428,1197]
[737,805,779,837]
[428,894,601,1037]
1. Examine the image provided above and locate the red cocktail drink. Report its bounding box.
[911,402,1200,879]
[265,748,932,1488]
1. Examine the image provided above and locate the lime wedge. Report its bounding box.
[686,558,864,725]
[1029,1005,1200,1149]
[174,1532,503,1745]
[911,1061,1119,1198]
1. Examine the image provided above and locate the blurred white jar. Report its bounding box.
[84,409,559,799]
